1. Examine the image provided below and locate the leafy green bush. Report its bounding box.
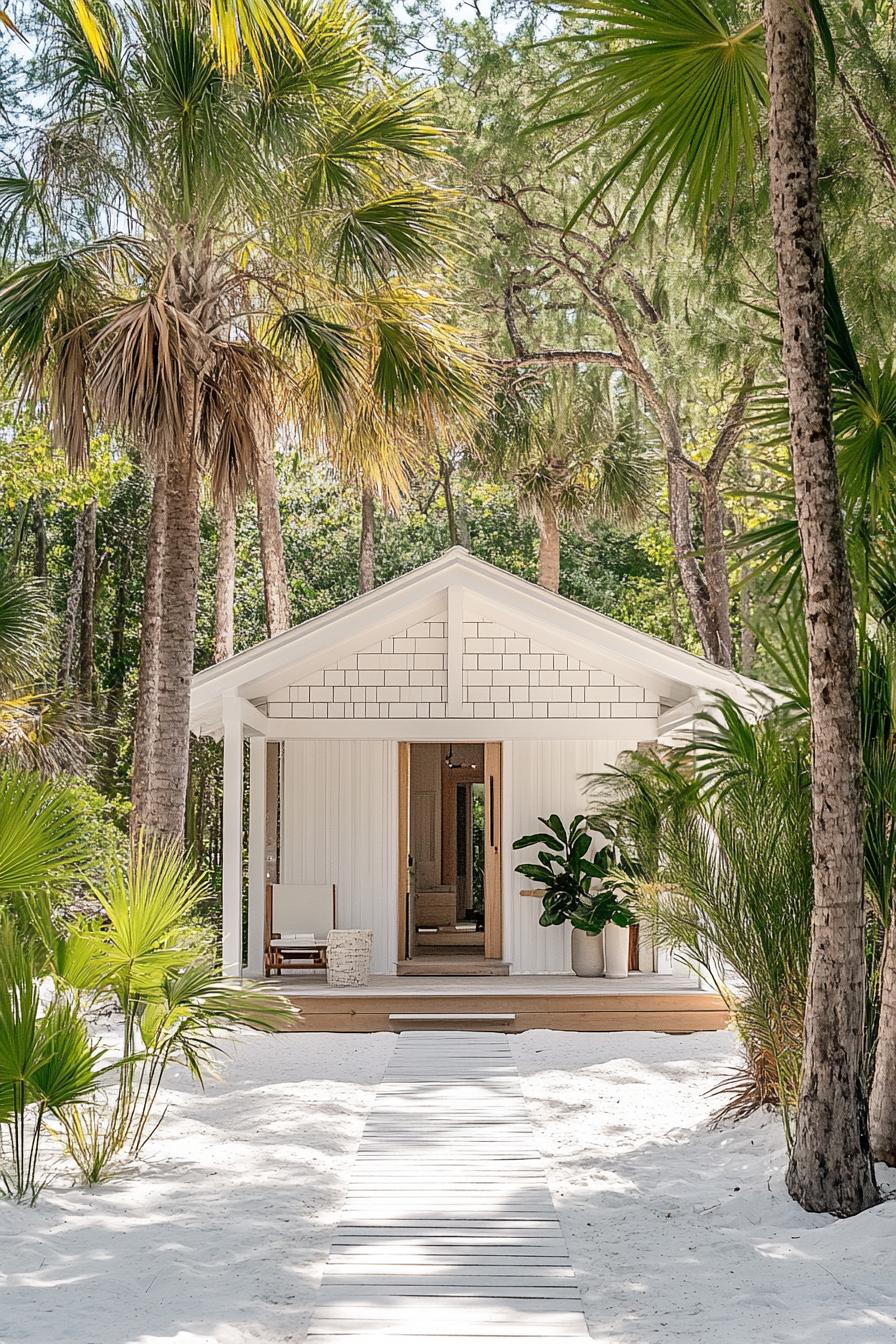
[589,697,813,1137]
[0,768,296,1198]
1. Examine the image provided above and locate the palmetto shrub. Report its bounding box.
[41,838,295,1183]
[589,697,813,1140]
[0,768,294,1197]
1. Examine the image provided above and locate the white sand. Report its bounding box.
[2,1027,894,1343]
[0,1033,396,1344]
[512,1030,896,1343]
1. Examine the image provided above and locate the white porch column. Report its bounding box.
[221,713,244,977]
[246,734,267,978]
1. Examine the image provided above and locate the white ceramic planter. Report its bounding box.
[570,927,605,977]
[604,921,630,979]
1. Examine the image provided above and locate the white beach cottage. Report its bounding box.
[189,547,767,980]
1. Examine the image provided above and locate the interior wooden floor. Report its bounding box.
[258,972,730,1034]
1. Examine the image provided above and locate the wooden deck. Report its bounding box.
[307,1031,590,1341]
[264,972,729,1033]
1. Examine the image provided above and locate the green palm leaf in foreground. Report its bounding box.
[0,771,91,901]
[0,921,106,1201]
[540,0,767,226]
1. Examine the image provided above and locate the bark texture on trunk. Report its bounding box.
[101,559,129,793]
[870,916,896,1163]
[537,500,561,591]
[358,484,376,594]
[255,438,291,637]
[214,498,237,662]
[135,442,202,846]
[130,469,169,839]
[58,507,88,687]
[701,481,733,669]
[78,499,97,703]
[764,0,878,1216]
[666,458,721,659]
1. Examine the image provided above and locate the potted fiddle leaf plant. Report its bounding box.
[513,814,634,977]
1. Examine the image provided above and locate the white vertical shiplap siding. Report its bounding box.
[280,735,651,975]
[280,739,397,973]
[504,737,646,973]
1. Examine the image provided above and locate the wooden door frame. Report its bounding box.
[397,742,410,963]
[398,740,503,966]
[483,741,503,960]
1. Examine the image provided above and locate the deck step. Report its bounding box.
[389,1012,517,1029]
[396,959,510,976]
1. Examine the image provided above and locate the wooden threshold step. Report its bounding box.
[386,1010,518,1021]
[396,959,510,976]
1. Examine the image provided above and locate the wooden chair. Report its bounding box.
[264,883,337,976]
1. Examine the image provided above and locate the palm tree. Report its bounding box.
[0,0,481,845]
[481,370,656,591]
[544,0,877,1216]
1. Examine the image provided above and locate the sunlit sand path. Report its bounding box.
[306,1030,590,1342]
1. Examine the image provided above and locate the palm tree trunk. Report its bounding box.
[131,471,167,837]
[358,484,376,594]
[537,500,561,591]
[870,914,896,1163]
[78,499,97,703]
[255,438,291,636]
[214,498,237,662]
[100,558,129,793]
[764,0,878,1216]
[136,442,202,846]
[58,506,88,687]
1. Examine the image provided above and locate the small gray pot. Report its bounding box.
[571,926,605,977]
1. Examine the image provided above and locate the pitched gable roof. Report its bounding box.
[190,547,771,733]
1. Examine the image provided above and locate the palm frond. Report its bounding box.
[302,85,442,204]
[0,568,52,688]
[0,174,55,257]
[334,189,453,282]
[0,770,91,901]
[91,294,205,461]
[368,286,486,427]
[200,339,276,504]
[540,0,767,228]
[271,306,362,415]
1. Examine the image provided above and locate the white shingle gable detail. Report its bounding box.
[264,607,448,720]
[459,616,658,721]
[259,602,657,723]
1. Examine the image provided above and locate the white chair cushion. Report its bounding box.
[271,884,334,943]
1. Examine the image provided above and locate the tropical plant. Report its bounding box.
[543,0,878,1217]
[513,812,635,935]
[0,768,93,902]
[33,838,296,1182]
[0,918,107,1202]
[589,697,813,1139]
[0,0,483,845]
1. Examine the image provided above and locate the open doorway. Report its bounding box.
[398,742,504,973]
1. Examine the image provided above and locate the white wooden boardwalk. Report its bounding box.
[307,1032,590,1342]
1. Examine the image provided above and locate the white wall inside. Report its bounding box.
[280,739,397,973]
